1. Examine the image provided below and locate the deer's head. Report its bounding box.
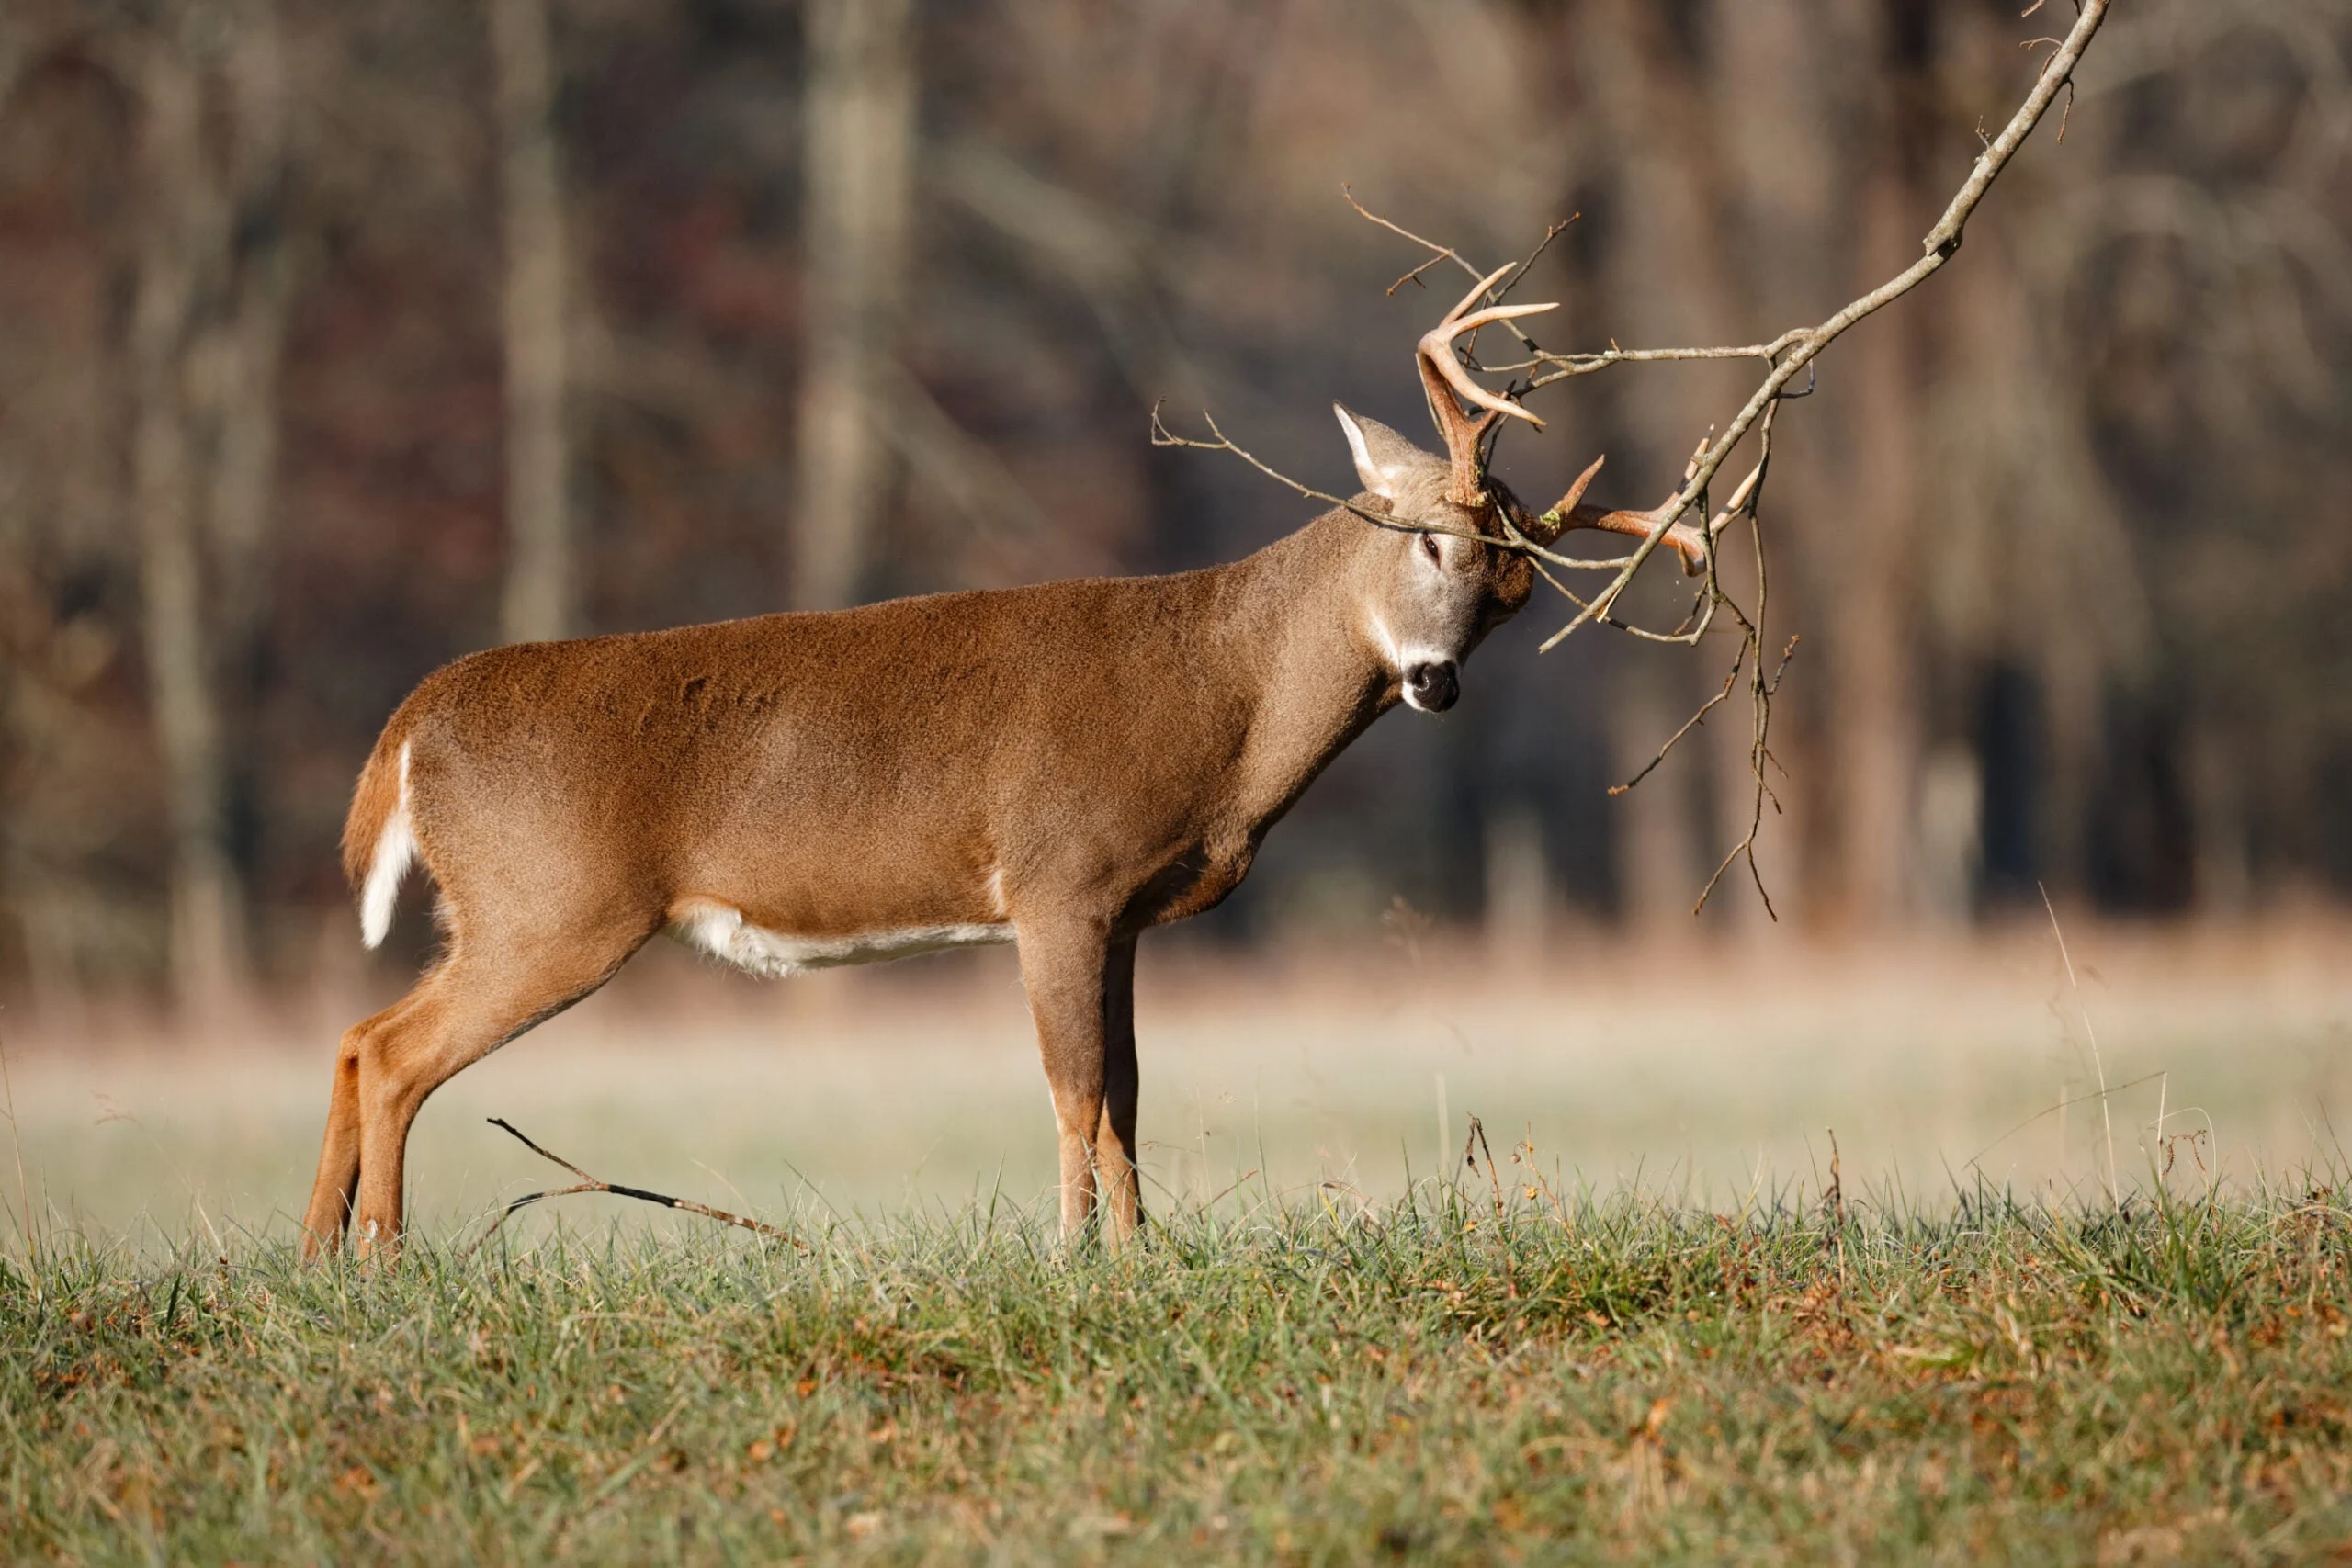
[1333,404,1533,713]
[1333,265,1709,715]
[1332,266,1559,715]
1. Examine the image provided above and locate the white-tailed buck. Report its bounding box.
[301,271,1704,1258]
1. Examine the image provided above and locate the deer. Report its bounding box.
[300,268,1707,1260]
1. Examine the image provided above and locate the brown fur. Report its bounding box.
[300,414,1550,1259]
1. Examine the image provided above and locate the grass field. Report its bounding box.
[6,1178,2352,1564]
[6,925,2352,1561]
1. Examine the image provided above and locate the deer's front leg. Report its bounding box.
[1093,936,1144,1247]
[1017,918,1120,1244]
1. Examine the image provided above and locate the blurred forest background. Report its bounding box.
[1,0,2347,1027]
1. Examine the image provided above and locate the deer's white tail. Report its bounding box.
[353,740,417,949]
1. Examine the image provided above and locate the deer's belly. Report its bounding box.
[664,898,1012,978]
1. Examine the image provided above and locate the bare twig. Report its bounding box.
[1150,402,1430,528]
[466,1117,808,1256]
[1510,333,1804,382]
[1340,186,1576,359]
[1612,654,1744,799]
[1344,183,1466,295]
[1692,634,1799,920]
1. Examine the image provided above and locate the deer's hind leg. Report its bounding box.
[341,915,652,1262]
[300,992,422,1259]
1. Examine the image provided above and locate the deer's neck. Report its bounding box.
[1214,514,1393,830]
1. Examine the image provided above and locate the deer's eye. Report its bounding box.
[1420,533,1442,565]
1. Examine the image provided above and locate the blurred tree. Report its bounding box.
[794,0,913,609]
[121,4,293,1020]
[1825,0,1935,926]
[492,0,575,644]
[0,27,150,1026]
[201,0,294,885]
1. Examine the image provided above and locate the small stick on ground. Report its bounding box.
[1464,1115,1506,1218]
[1825,1129,1845,1228]
[1825,1128,1848,1284]
[466,1117,808,1257]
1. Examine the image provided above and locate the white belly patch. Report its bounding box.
[665,899,1012,978]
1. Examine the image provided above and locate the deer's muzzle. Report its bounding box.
[1404,660,1459,713]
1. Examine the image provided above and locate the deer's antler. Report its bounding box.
[1501,454,1711,576]
[1409,265,1704,572]
[1551,502,1711,576]
[1416,265,1555,507]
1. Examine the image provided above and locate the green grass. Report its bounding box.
[6,1173,2352,1565]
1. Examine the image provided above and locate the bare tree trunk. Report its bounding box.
[1826,0,1935,927]
[130,41,247,1018]
[204,259,289,666]
[491,0,575,644]
[794,0,914,610]
[193,1,292,1000]
[205,0,292,674]
[1828,174,1924,926]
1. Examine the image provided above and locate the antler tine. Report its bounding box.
[1424,309,1556,423]
[1550,454,1607,518]
[1436,264,1518,331]
[1452,301,1559,334]
[1415,263,1557,505]
[1504,455,1707,574]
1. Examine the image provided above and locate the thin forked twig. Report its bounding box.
[1341,185,1576,359]
[1611,652,1746,799]
[1344,183,1465,295]
[1152,404,1664,572]
[1691,634,1799,920]
[465,1117,808,1257]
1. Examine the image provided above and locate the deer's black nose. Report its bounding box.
[1405,660,1458,713]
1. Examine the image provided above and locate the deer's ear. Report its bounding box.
[1334,403,1416,501]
